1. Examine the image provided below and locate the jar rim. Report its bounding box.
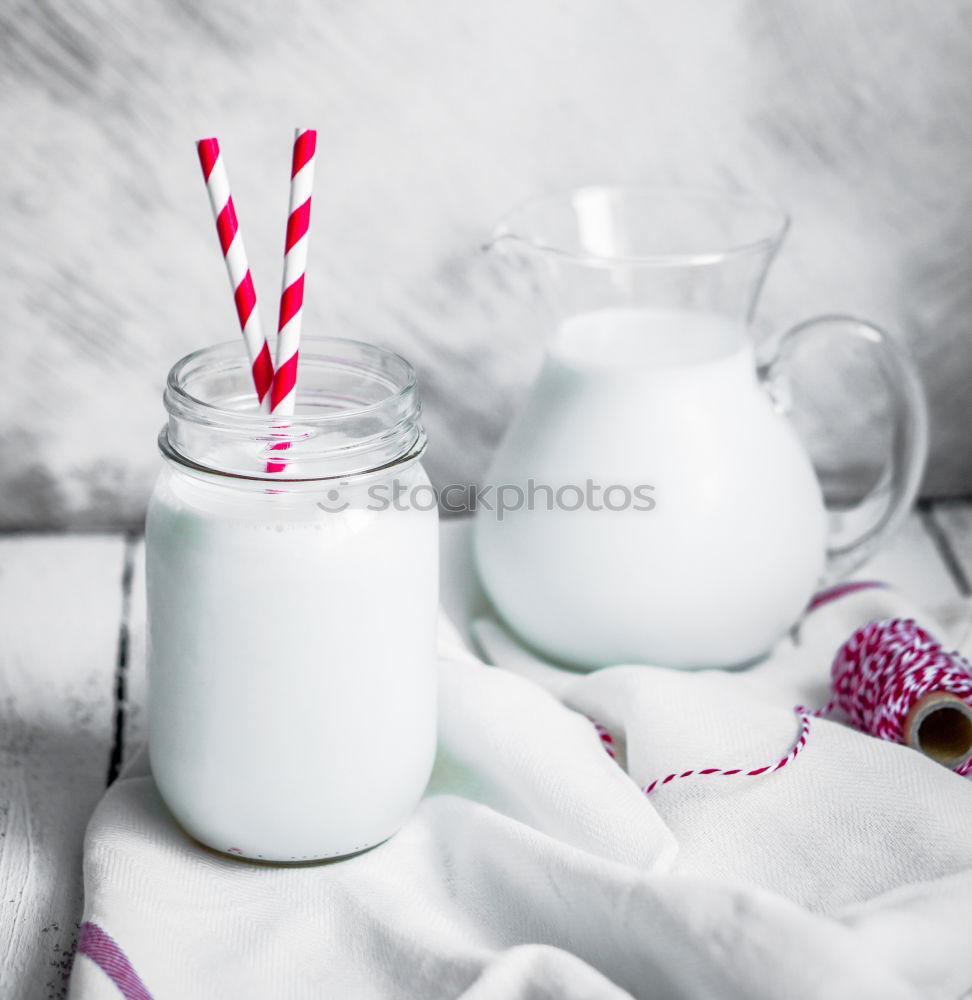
[165,336,418,429]
[157,425,428,485]
[161,336,425,482]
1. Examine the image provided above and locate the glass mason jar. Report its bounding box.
[145,338,438,863]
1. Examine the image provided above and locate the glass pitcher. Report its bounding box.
[473,186,927,670]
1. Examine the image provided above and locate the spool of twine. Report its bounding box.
[831,618,972,774]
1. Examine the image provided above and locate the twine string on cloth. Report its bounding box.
[637,617,972,794]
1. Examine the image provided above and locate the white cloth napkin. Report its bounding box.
[69,587,972,1000]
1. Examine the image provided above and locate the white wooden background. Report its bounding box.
[1,510,971,999]
[1,0,971,530]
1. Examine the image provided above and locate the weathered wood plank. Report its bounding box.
[0,535,127,1000]
[859,507,966,605]
[121,539,147,765]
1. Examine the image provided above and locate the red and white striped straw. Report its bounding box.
[269,128,317,415]
[196,138,274,410]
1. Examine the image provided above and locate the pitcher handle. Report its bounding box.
[762,315,928,581]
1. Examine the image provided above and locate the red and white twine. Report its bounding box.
[642,707,815,794]
[588,613,972,794]
[587,716,617,760]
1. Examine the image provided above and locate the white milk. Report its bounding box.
[474,307,827,669]
[146,466,438,862]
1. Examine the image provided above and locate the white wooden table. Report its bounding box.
[2,508,971,1000]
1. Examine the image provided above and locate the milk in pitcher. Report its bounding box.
[474,307,827,668]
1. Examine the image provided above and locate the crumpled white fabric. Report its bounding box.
[69,586,972,1000]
